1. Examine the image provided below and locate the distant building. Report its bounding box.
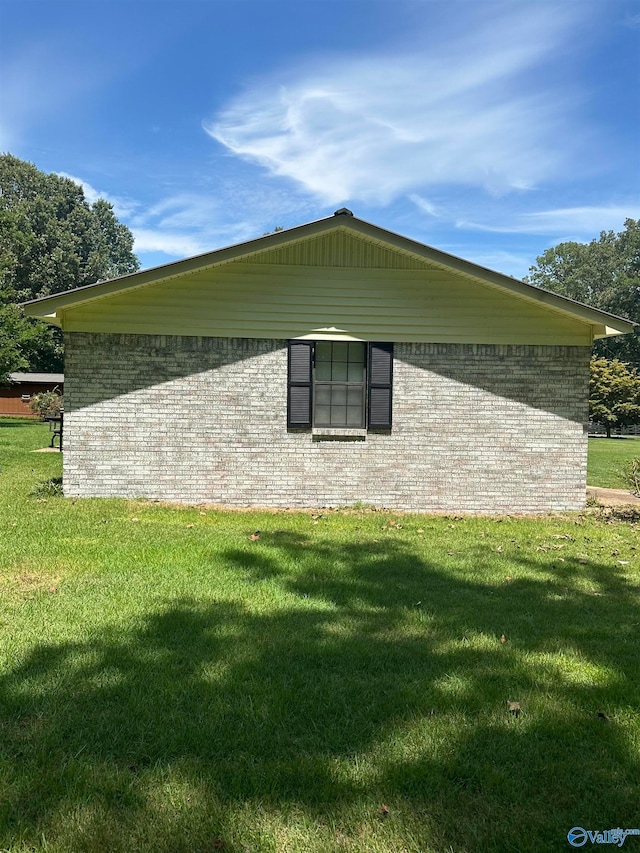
[0,373,64,416]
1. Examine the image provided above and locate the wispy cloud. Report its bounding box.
[57,172,137,219]
[130,229,209,258]
[205,3,588,205]
[409,195,440,217]
[127,182,311,259]
[459,205,640,237]
[56,169,315,262]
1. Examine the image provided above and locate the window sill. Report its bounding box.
[312,427,367,441]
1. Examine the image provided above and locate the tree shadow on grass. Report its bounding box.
[1,534,638,852]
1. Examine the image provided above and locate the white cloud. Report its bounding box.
[205,3,586,205]
[409,195,440,217]
[459,205,640,237]
[53,174,299,261]
[131,229,210,257]
[56,172,137,219]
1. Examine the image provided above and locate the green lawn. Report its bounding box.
[1,419,639,853]
[587,435,640,489]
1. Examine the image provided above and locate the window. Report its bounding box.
[315,341,366,427]
[287,340,393,430]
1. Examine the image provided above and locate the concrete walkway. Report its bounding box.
[587,486,640,506]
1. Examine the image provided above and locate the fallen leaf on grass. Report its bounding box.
[186,524,194,529]
[417,528,424,534]
[250,532,261,541]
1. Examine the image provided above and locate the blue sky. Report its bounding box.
[1,0,639,278]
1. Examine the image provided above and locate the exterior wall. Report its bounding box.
[63,333,590,513]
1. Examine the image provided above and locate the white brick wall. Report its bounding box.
[63,334,590,512]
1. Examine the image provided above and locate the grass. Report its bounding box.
[587,435,640,489]
[1,417,639,852]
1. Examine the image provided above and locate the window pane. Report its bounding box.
[332,362,348,381]
[316,386,330,405]
[347,386,363,406]
[348,343,365,362]
[331,406,347,426]
[332,386,347,406]
[316,342,332,361]
[315,405,331,425]
[347,406,363,426]
[332,342,348,361]
[316,362,331,380]
[348,363,364,381]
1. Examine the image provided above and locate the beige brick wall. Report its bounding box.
[63,333,590,512]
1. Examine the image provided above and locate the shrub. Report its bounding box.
[29,390,63,419]
[622,457,640,496]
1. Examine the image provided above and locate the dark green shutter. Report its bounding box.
[368,342,393,429]
[287,341,313,427]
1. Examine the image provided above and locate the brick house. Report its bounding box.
[24,210,634,512]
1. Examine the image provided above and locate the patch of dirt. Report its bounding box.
[1,561,61,599]
[586,487,640,507]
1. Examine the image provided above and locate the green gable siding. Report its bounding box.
[61,261,593,345]
[237,230,429,269]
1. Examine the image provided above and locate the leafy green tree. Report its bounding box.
[526,220,640,365]
[0,155,139,380]
[589,356,640,438]
[0,301,59,384]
